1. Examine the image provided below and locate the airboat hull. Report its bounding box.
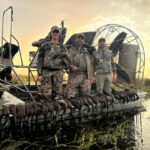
[0,90,147,139]
[0,91,146,120]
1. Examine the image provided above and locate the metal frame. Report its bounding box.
[0,6,36,101]
[28,50,39,88]
[1,6,23,66]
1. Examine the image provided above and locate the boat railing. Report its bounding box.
[0,6,37,101]
[0,64,37,102]
[1,6,23,66]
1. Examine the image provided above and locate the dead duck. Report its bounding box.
[35,93,42,102]
[86,95,99,105]
[9,104,16,116]
[97,95,106,102]
[25,102,34,116]
[41,103,49,115]
[52,101,61,111]
[65,99,74,109]
[69,97,82,108]
[57,99,68,111]
[124,90,139,101]
[34,102,42,115]
[81,96,89,106]
[124,89,138,101]
[16,104,26,119]
[0,105,3,117]
[77,97,85,106]
[112,88,119,95]
[3,105,10,116]
[117,93,126,104]
[45,101,55,112]
[112,89,126,102]
[97,95,107,108]
[114,94,120,100]
[81,96,94,111]
[85,96,95,107]
[120,89,135,103]
[103,95,114,108]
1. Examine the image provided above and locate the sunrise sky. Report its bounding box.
[0,0,150,78]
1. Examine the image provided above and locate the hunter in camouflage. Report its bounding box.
[94,38,117,95]
[37,26,68,99]
[65,34,94,98]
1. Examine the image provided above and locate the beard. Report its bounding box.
[99,44,105,49]
[76,40,83,46]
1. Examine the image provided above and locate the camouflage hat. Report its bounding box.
[51,26,60,33]
[76,33,85,39]
[99,37,106,42]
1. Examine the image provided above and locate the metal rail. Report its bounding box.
[11,35,23,66]
[0,80,38,94]
[11,67,36,102]
[1,6,24,66]
[1,6,13,64]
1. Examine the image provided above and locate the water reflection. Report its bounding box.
[140,99,150,150]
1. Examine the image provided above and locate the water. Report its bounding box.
[0,99,150,150]
[139,99,150,150]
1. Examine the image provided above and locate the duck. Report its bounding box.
[9,104,16,116]
[16,104,26,119]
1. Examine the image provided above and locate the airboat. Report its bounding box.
[0,6,147,138]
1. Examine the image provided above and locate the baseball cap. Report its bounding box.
[99,37,106,42]
[76,33,85,39]
[51,26,60,33]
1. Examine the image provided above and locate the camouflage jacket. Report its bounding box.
[68,46,94,79]
[37,40,68,75]
[93,47,116,74]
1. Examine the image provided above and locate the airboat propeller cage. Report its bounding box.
[109,32,138,83]
[94,24,145,89]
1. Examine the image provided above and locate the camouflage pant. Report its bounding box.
[65,74,91,98]
[39,70,63,97]
[96,73,112,95]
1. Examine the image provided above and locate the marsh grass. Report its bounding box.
[0,116,136,150]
